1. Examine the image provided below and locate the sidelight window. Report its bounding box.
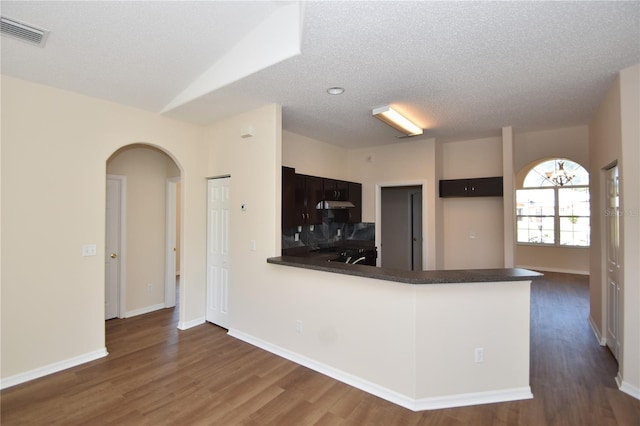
[516,159,590,247]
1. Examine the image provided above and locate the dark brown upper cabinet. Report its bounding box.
[293,174,324,226]
[282,166,297,229]
[439,177,503,198]
[324,178,350,201]
[347,182,362,223]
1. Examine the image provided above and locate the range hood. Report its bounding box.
[316,200,355,209]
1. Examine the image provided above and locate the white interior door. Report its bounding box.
[105,175,125,320]
[165,177,179,308]
[605,165,621,360]
[206,177,231,328]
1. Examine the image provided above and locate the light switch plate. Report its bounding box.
[82,244,97,256]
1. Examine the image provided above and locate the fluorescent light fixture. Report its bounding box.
[372,105,423,136]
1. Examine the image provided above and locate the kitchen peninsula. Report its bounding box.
[258,255,542,411]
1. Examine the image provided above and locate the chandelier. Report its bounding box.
[545,161,576,186]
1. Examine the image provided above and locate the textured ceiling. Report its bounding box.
[1,1,639,148]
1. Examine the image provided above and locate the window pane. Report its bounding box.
[517,216,555,244]
[523,159,589,187]
[559,187,590,216]
[560,216,590,246]
[517,188,555,216]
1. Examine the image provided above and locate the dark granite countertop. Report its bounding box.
[267,255,543,284]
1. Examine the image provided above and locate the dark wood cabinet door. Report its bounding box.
[439,179,471,197]
[468,177,503,197]
[282,167,296,229]
[335,180,349,201]
[294,174,308,226]
[439,177,503,198]
[348,182,362,223]
[323,179,349,201]
[305,175,324,224]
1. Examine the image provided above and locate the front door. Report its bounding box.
[605,165,621,361]
[206,177,231,328]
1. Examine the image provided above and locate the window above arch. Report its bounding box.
[517,159,590,247]
[523,159,589,188]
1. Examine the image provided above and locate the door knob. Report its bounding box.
[110,253,118,259]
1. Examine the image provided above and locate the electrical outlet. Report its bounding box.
[474,347,484,363]
[147,283,153,293]
[295,320,303,333]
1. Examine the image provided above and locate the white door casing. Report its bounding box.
[206,177,231,328]
[105,175,126,320]
[605,165,622,361]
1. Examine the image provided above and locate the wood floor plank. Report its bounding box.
[1,273,639,425]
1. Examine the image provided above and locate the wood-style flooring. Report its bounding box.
[1,273,639,425]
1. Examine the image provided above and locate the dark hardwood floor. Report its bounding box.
[1,273,639,425]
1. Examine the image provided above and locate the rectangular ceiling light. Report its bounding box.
[372,105,423,136]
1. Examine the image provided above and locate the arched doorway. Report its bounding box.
[105,143,182,321]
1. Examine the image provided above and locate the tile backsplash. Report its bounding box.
[282,212,374,249]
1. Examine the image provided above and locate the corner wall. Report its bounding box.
[589,64,640,398]
[0,76,206,385]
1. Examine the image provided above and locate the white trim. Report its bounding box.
[228,329,533,411]
[516,265,589,276]
[588,315,607,345]
[0,348,108,390]
[618,377,640,400]
[178,316,206,330]
[124,303,165,318]
[415,387,533,411]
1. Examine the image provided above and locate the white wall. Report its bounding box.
[282,130,348,179]
[514,126,589,173]
[441,136,505,269]
[618,65,640,397]
[589,64,640,398]
[0,76,207,383]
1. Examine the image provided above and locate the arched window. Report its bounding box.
[516,159,590,247]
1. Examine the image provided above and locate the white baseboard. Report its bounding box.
[616,372,640,400]
[178,316,205,330]
[228,329,532,411]
[415,387,533,411]
[0,348,108,390]
[516,265,589,276]
[588,316,607,345]
[124,303,165,318]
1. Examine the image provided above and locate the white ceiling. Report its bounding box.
[2,1,639,149]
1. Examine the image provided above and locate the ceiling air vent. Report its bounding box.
[1,16,49,47]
